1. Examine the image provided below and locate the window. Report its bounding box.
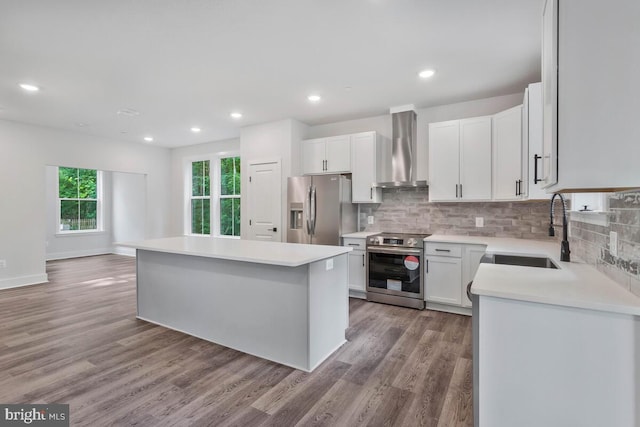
[188,156,240,237]
[219,156,241,236]
[58,167,101,232]
[191,160,210,234]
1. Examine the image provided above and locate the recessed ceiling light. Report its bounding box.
[307,94,321,103]
[19,83,40,92]
[143,136,154,142]
[117,108,140,117]
[418,69,436,79]
[230,112,242,119]
[190,127,201,133]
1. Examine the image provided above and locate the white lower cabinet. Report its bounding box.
[425,242,486,314]
[343,237,366,298]
[425,256,462,305]
[462,245,486,308]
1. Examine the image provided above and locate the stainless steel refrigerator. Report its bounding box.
[287,175,357,245]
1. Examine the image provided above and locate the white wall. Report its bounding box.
[0,119,171,289]
[112,172,147,256]
[45,167,114,260]
[169,138,240,235]
[306,92,524,181]
[240,119,307,241]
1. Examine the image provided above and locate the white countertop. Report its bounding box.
[425,235,640,316]
[341,231,380,239]
[119,236,351,267]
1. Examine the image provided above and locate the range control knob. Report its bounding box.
[407,238,417,247]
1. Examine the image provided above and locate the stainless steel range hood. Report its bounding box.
[375,108,428,188]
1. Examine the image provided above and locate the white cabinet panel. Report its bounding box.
[524,83,550,200]
[542,0,639,191]
[302,139,326,175]
[348,250,366,292]
[428,121,460,201]
[325,135,351,173]
[425,256,462,306]
[459,117,493,200]
[429,118,492,202]
[541,0,558,188]
[301,136,351,175]
[351,132,382,203]
[493,105,523,200]
[462,245,486,308]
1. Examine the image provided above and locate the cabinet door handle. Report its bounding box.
[455,184,459,198]
[460,184,462,198]
[534,155,542,184]
[467,281,473,302]
[267,227,278,232]
[362,254,365,267]
[425,259,429,273]
[370,187,373,200]
[348,243,360,246]
[515,180,519,196]
[435,249,451,252]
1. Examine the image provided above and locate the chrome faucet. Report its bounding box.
[548,193,571,262]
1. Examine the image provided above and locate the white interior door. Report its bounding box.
[247,160,282,241]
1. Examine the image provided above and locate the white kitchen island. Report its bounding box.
[120,236,351,372]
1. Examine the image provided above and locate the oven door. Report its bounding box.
[366,247,423,300]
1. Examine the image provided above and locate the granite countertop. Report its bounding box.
[118,236,351,267]
[425,235,640,316]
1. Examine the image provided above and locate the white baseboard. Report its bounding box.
[0,273,49,290]
[112,246,136,257]
[46,247,113,261]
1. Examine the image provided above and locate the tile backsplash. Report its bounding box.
[359,188,559,239]
[358,188,640,297]
[570,191,640,297]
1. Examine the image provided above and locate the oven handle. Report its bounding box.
[366,247,422,256]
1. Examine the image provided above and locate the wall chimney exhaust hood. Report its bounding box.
[374,106,427,188]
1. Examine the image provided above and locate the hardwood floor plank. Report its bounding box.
[0,255,473,426]
[436,357,473,427]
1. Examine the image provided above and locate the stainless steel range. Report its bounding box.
[366,232,430,310]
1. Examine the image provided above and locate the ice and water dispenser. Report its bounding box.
[289,203,303,230]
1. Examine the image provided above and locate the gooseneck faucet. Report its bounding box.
[548,193,571,262]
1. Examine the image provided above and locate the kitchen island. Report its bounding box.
[120,236,351,372]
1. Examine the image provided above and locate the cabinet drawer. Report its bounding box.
[425,243,462,258]
[343,238,366,250]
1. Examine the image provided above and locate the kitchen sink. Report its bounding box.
[481,254,559,269]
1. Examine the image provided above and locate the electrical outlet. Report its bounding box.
[475,217,484,228]
[610,231,618,257]
[326,258,334,271]
[367,216,374,225]
[0,259,6,269]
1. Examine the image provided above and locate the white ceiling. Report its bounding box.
[0,0,542,147]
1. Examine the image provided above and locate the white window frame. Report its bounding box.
[184,153,241,238]
[56,167,104,235]
[217,156,241,238]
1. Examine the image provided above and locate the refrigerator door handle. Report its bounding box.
[310,186,317,235]
[306,185,312,235]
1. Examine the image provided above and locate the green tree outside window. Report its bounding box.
[58,167,98,231]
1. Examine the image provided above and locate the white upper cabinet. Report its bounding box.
[325,135,351,173]
[302,138,327,174]
[493,105,523,200]
[524,82,550,200]
[542,0,640,191]
[429,117,492,202]
[429,121,460,201]
[459,117,493,200]
[301,135,351,175]
[351,131,384,203]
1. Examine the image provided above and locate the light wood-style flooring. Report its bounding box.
[0,254,472,426]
